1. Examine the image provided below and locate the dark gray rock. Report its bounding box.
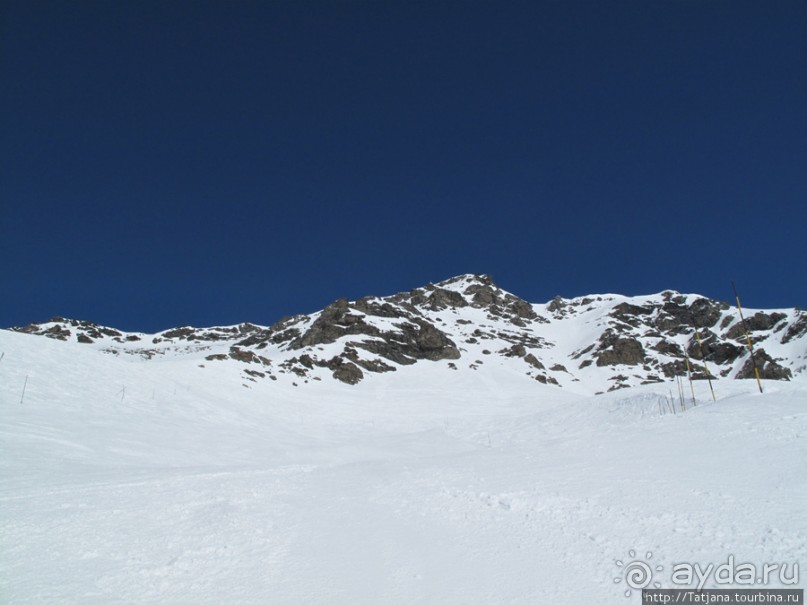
[352,319,460,365]
[465,283,499,308]
[688,298,726,328]
[353,298,408,318]
[745,312,787,332]
[412,319,458,357]
[290,299,381,349]
[357,339,418,365]
[351,356,396,373]
[595,331,646,366]
[660,359,711,379]
[44,325,71,341]
[611,302,653,325]
[686,332,743,364]
[425,288,468,311]
[507,297,538,320]
[782,312,806,344]
[229,347,270,365]
[652,298,727,334]
[524,353,545,370]
[736,349,791,380]
[724,312,785,341]
[707,342,744,364]
[161,327,197,340]
[501,343,527,357]
[571,344,596,360]
[652,340,683,357]
[547,296,566,315]
[332,360,364,384]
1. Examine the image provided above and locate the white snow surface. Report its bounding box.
[1,327,805,603]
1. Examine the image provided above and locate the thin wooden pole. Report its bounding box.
[732,281,763,393]
[695,331,717,401]
[684,350,696,406]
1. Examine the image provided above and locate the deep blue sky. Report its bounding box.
[2,1,805,332]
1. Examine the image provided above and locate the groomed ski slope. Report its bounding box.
[1,329,805,603]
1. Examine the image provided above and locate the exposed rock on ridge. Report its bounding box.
[9,275,805,389]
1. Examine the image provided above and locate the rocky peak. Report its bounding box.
[434,273,496,290]
[11,318,133,344]
[396,274,541,326]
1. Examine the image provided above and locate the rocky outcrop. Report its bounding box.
[331,359,364,385]
[595,331,646,366]
[290,299,382,349]
[724,312,787,341]
[654,299,728,333]
[782,312,807,344]
[13,318,123,341]
[228,347,271,365]
[685,332,744,365]
[355,320,461,367]
[156,323,263,343]
[265,291,463,383]
[735,349,792,380]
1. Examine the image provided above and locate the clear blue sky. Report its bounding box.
[2,1,805,332]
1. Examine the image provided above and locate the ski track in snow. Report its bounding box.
[1,330,805,604]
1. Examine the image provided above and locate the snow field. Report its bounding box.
[1,330,805,603]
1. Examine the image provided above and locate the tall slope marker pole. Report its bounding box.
[732,281,763,394]
[695,331,717,401]
[684,350,696,406]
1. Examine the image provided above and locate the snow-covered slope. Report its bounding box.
[11,274,806,395]
[2,276,805,603]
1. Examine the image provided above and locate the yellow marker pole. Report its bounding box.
[684,350,696,406]
[695,331,717,401]
[732,282,763,394]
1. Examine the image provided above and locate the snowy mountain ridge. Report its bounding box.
[2,275,806,603]
[9,274,806,395]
